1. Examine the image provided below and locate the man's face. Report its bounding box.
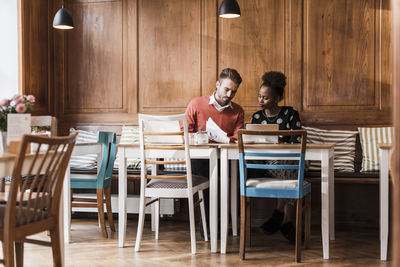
[214,78,239,106]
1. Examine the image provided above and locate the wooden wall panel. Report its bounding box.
[299,0,392,125]
[20,0,50,115]
[138,0,202,113]
[219,0,286,115]
[64,0,124,113]
[304,0,376,108]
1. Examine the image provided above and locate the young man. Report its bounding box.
[186,68,244,142]
[186,68,244,237]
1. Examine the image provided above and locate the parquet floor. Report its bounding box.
[11,218,392,266]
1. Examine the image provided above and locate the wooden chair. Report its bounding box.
[70,132,117,238]
[31,116,57,136]
[135,113,209,254]
[237,129,311,263]
[0,133,77,267]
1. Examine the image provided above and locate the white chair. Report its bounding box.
[135,113,209,254]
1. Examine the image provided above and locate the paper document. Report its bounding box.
[206,117,230,143]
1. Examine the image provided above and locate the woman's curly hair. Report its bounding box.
[261,71,287,101]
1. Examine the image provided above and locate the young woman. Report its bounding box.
[251,71,301,243]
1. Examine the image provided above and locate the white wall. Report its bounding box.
[0,0,18,99]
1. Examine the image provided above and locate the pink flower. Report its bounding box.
[12,94,21,100]
[15,103,27,113]
[26,95,35,103]
[15,97,25,105]
[0,98,11,107]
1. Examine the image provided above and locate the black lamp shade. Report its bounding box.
[53,8,74,30]
[219,0,241,18]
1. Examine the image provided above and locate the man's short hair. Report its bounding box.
[219,68,242,86]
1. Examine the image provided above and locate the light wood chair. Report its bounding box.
[31,116,57,136]
[135,113,209,254]
[0,133,77,267]
[237,129,311,263]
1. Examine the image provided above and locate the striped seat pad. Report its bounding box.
[303,126,357,172]
[147,175,208,189]
[69,129,98,169]
[246,178,309,189]
[358,127,393,171]
[114,126,141,169]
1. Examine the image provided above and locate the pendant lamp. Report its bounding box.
[53,0,74,30]
[219,0,241,19]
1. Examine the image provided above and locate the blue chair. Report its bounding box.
[237,129,310,262]
[70,131,117,238]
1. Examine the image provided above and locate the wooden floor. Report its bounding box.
[9,218,392,266]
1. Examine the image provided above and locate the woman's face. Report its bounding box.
[258,85,278,110]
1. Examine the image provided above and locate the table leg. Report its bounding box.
[220,148,229,254]
[321,150,331,259]
[329,154,335,240]
[118,149,127,248]
[230,160,238,236]
[63,164,71,244]
[209,148,218,253]
[380,148,389,261]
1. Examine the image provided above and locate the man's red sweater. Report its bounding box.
[186,96,244,142]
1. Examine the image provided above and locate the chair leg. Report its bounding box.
[155,199,160,240]
[15,241,23,267]
[105,186,115,232]
[3,238,15,267]
[245,197,251,247]
[295,198,303,263]
[304,194,311,249]
[199,190,208,242]
[135,192,146,252]
[50,225,63,267]
[239,196,248,260]
[96,189,108,238]
[188,193,197,254]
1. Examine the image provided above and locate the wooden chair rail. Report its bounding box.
[143,131,184,136]
[146,175,187,180]
[145,145,185,150]
[146,160,186,165]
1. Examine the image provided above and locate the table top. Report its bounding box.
[218,143,335,149]
[118,143,220,148]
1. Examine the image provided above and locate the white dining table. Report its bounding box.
[117,143,220,252]
[379,143,391,261]
[218,143,335,259]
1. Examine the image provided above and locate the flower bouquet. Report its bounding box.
[0,94,35,132]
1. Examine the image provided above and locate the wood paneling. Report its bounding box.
[65,0,124,113]
[219,0,286,111]
[19,0,392,132]
[20,0,50,114]
[138,0,202,112]
[392,0,399,265]
[299,0,392,125]
[305,0,376,108]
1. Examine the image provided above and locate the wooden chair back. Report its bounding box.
[237,129,307,198]
[31,116,57,136]
[5,134,77,236]
[96,131,117,188]
[138,113,191,184]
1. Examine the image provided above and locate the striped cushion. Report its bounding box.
[114,126,141,169]
[358,127,393,171]
[69,129,98,169]
[303,126,357,172]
